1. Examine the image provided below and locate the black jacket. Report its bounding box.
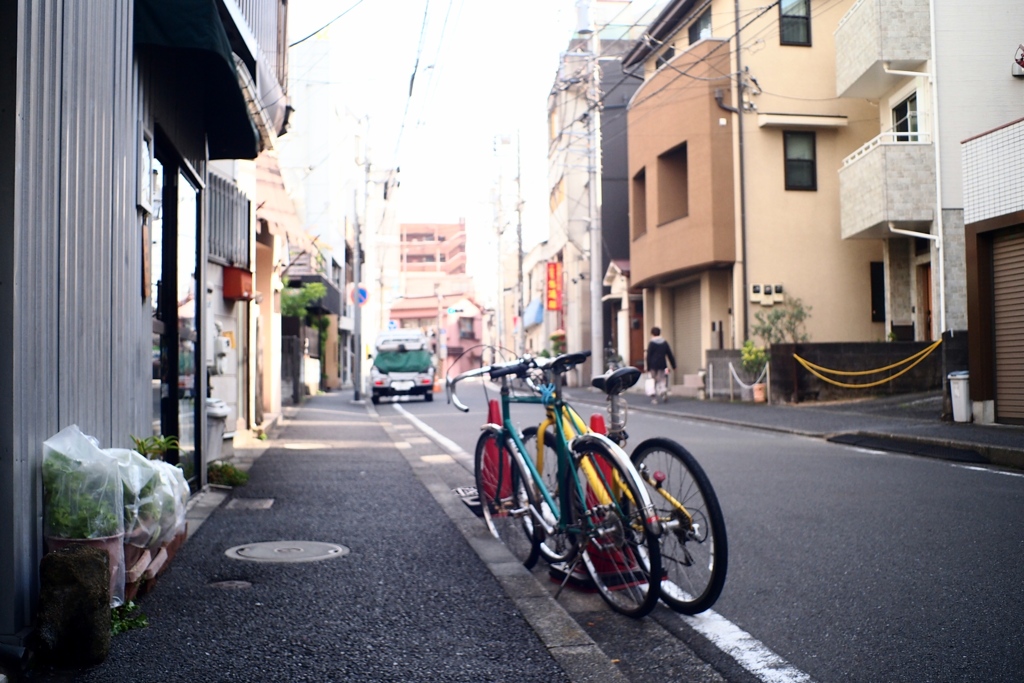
[646,337,676,372]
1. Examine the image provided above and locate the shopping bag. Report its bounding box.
[644,377,656,396]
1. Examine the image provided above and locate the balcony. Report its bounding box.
[835,0,931,99]
[839,132,935,239]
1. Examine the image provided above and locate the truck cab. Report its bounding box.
[369,330,436,404]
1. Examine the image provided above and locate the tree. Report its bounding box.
[751,297,812,347]
[280,281,327,319]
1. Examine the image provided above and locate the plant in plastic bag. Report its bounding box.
[42,425,127,607]
[42,427,124,540]
[108,449,161,550]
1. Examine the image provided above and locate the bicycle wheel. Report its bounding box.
[631,438,727,615]
[572,439,662,618]
[522,426,572,564]
[475,430,540,569]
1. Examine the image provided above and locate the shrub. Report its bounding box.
[208,461,249,487]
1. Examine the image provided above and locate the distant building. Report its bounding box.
[387,221,483,375]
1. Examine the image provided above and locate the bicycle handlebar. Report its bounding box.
[446,350,594,413]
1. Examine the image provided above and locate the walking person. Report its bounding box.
[645,327,676,404]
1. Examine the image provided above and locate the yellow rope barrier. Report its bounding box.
[793,339,943,389]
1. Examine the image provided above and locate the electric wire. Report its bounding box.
[289,0,369,48]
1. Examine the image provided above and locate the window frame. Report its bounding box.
[779,0,811,46]
[892,92,919,142]
[783,131,817,192]
[688,8,711,45]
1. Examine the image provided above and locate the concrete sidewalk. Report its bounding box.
[35,392,627,683]
[569,388,1024,470]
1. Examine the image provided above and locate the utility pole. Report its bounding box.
[352,187,363,401]
[515,131,525,356]
[353,118,370,401]
[580,0,604,377]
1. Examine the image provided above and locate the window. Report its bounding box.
[780,0,810,46]
[656,47,675,69]
[632,168,647,239]
[657,143,689,223]
[688,8,711,44]
[893,93,918,142]
[784,131,816,191]
[459,317,475,340]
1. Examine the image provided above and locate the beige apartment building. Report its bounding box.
[624,0,885,378]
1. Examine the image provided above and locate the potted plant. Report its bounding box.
[42,426,126,606]
[741,340,768,403]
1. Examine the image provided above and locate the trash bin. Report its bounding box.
[205,398,230,462]
[948,371,970,423]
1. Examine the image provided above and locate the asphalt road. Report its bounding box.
[382,386,1024,683]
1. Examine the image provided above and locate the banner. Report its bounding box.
[545,261,563,311]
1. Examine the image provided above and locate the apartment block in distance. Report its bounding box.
[623,0,882,382]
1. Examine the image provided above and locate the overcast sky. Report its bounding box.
[287,0,586,252]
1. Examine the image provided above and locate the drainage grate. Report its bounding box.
[208,580,252,589]
[225,541,350,563]
[226,498,275,510]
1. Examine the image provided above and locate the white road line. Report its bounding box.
[678,610,815,683]
[952,464,1024,478]
[394,404,467,457]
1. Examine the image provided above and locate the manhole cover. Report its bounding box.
[225,541,349,563]
[208,580,252,589]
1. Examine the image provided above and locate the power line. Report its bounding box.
[289,0,368,48]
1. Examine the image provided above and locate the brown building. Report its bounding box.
[623,0,883,382]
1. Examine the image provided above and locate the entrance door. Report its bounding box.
[151,150,201,484]
[672,282,701,374]
[917,263,932,340]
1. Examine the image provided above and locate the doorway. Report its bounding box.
[916,263,933,340]
[150,146,202,484]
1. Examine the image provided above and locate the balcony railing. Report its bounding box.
[842,131,932,167]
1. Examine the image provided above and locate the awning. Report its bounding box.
[135,0,259,160]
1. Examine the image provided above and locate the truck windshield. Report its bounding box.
[373,349,432,373]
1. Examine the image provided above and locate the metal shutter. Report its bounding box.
[672,282,701,374]
[994,230,1024,423]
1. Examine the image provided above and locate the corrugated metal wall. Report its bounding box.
[2,0,145,640]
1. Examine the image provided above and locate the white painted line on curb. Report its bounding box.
[952,464,1024,478]
[678,610,815,683]
[394,404,467,457]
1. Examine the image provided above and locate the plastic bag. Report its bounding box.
[42,425,126,607]
[149,460,189,546]
[108,448,161,551]
[644,377,656,396]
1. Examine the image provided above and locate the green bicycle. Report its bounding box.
[448,351,664,618]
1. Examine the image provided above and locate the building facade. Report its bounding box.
[963,118,1024,425]
[0,0,288,648]
[624,0,889,384]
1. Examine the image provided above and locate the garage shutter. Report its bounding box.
[672,282,701,374]
[994,230,1024,423]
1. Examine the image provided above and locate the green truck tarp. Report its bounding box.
[373,350,432,374]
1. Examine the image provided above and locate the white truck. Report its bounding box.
[369,330,436,404]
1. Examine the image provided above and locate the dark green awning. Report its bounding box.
[135,0,259,160]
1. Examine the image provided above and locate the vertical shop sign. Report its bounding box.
[546,262,563,311]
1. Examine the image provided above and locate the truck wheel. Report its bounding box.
[371,394,380,405]
[424,392,433,402]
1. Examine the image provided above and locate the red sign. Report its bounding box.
[545,262,562,311]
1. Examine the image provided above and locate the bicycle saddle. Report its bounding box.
[591,366,641,396]
[550,350,591,376]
